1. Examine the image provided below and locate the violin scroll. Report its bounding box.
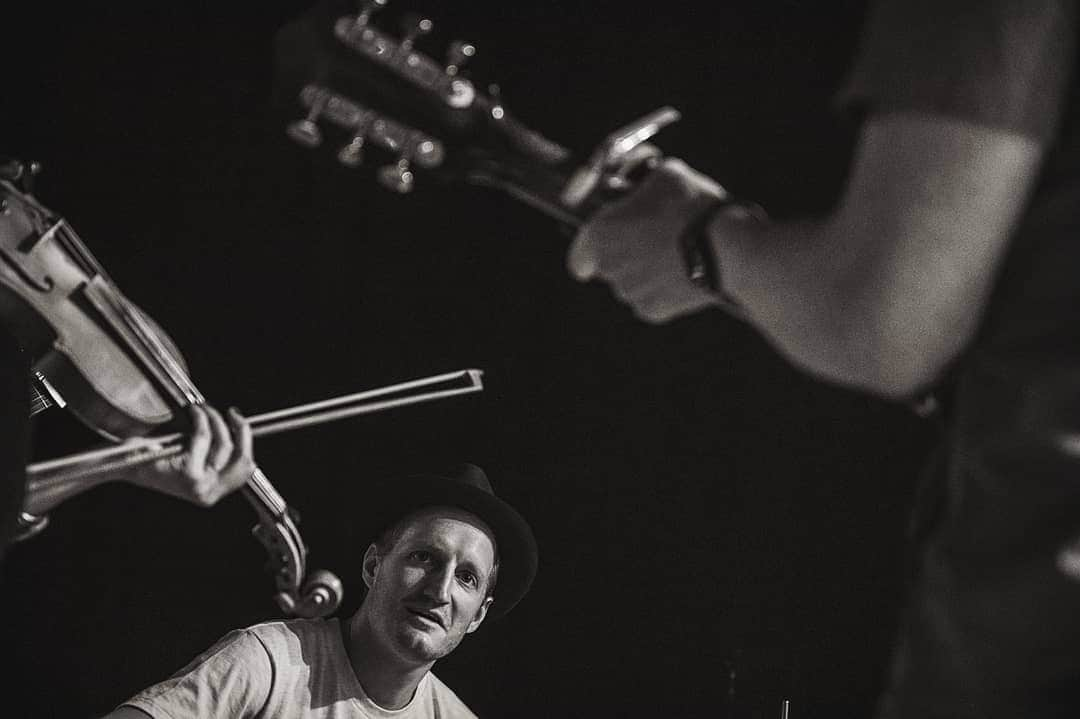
[278,569,344,619]
[246,471,343,618]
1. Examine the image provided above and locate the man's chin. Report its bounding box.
[395,626,449,663]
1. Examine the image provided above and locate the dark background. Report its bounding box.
[2,2,935,717]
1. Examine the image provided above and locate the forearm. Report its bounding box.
[713,114,1042,399]
[715,213,933,397]
[23,470,120,516]
[23,447,161,516]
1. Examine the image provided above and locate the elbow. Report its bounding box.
[768,319,946,401]
[841,304,968,401]
[751,274,973,401]
[853,356,942,401]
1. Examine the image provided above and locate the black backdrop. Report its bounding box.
[2,2,935,717]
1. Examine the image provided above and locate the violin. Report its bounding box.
[0,160,482,618]
[25,367,485,616]
[1,162,200,439]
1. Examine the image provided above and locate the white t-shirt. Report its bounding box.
[122,618,478,719]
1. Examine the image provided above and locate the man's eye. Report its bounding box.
[457,571,478,588]
[409,550,432,563]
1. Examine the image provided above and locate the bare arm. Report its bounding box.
[718,112,1044,397]
[23,404,254,517]
[568,111,1045,399]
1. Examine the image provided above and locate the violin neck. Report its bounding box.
[243,467,290,521]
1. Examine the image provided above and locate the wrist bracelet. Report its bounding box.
[678,198,760,318]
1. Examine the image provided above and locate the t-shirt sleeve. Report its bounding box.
[835,0,1076,141]
[119,629,272,719]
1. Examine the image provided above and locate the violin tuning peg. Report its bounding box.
[0,158,43,192]
[274,591,298,614]
[300,569,344,616]
[22,161,42,193]
[377,158,415,193]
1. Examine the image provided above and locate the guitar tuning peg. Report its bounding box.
[377,157,415,193]
[487,83,506,120]
[445,40,475,77]
[398,14,433,53]
[353,0,388,29]
[336,112,375,167]
[286,93,328,148]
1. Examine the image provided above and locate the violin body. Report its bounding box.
[0,178,187,439]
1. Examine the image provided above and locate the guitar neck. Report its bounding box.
[468,152,630,230]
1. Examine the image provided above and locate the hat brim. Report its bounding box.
[367,474,538,619]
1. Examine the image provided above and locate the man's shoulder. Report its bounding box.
[425,673,480,719]
[244,616,337,641]
[242,617,340,662]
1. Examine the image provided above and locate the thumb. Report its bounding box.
[566,236,599,281]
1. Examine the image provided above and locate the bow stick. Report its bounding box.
[27,368,484,490]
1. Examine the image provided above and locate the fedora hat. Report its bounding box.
[367,463,537,619]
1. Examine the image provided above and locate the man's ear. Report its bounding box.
[466,596,494,634]
[361,543,380,590]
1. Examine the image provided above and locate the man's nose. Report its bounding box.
[421,565,453,603]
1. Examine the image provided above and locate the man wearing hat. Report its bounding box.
[105,463,537,719]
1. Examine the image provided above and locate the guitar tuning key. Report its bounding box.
[443,43,478,108]
[352,0,388,29]
[487,83,506,120]
[286,92,329,148]
[445,40,475,77]
[377,157,415,193]
[336,112,375,167]
[398,14,433,54]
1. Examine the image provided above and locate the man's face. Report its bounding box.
[362,506,497,666]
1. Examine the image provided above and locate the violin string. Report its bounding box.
[55,222,112,284]
[29,385,51,416]
[248,469,287,515]
[107,290,205,406]
[51,221,203,406]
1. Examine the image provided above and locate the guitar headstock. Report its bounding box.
[274,0,587,223]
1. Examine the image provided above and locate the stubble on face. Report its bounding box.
[365,508,497,666]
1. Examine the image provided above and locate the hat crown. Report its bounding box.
[449,463,494,494]
[380,462,535,618]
